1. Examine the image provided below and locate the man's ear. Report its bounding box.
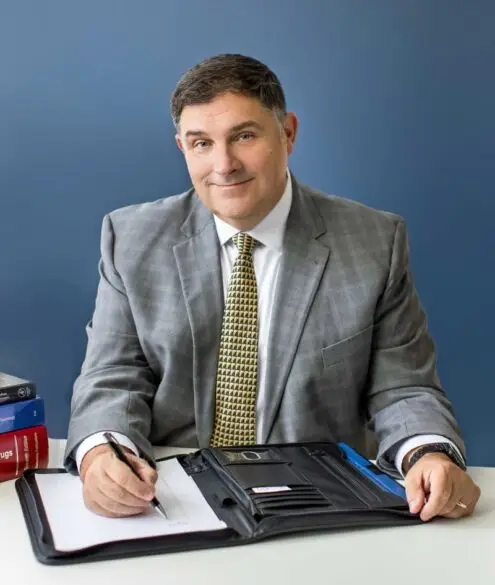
[283,112,298,155]
[175,134,184,153]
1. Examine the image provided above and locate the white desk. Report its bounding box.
[1,439,494,585]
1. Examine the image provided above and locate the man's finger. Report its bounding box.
[441,502,466,519]
[439,482,469,517]
[132,457,158,486]
[83,469,151,517]
[99,471,156,509]
[106,456,156,501]
[92,484,149,517]
[442,483,481,519]
[83,481,148,518]
[95,484,149,517]
[420,468,453,521]
[83,489,120,518]
[405,471,426,515]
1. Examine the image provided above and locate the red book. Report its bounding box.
[0,424,49,482]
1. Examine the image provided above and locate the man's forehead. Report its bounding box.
[183,120,264,138]
[178,93,271,135]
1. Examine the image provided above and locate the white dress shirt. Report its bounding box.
[75,173,462,476]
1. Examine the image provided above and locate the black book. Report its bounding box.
[0,372,37,405]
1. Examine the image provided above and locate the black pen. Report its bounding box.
[103,432,167,518]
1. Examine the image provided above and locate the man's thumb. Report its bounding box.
[406,476,426,514]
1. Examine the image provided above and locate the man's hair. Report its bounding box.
[170,54,287,128]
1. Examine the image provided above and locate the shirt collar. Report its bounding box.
[214,171,292,251]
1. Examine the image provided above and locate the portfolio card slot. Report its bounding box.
[248,483,332,517]
[259,499,329,508]
[279,486,322,493]
[306,449,379,507]
[225,462,311,490]
[250,486,322,497]
[300,451,369,507]
[262,484,323,495]
[252,493,327,505]
[252,485,323,496]
[328,457,381,504]
[256,500,331,513]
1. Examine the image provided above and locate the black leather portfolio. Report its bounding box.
[15,441,422,565]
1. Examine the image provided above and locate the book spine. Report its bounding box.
[0,396,45,434]
[0,425,49,482]
[0,381,37,405]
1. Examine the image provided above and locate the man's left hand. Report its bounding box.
[404,453,481,521]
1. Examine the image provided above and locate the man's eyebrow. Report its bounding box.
[184,121,263,139]
[228,121,263,134]
[184,129,208,139]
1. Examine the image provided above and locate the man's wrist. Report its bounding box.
[79,443,134,481]
[80,444,111,481]
[403,442,466,475]
[395,435,465,476]
[402,446,449,474]
[75,431,139,474]
[402,445,421,475]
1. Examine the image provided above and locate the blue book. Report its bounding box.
[0,396,45,434]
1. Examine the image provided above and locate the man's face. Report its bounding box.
[176,92,297,230]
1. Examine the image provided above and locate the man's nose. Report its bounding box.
[212,145,241,176]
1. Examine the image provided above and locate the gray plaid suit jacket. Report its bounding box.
[64,175,465,476]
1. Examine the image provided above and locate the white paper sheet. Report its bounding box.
[35,458,227,552]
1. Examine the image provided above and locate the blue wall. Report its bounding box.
[1,1,494,465]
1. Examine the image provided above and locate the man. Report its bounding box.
[64,53,480,521]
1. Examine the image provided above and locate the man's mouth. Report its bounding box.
[213,178,253,187]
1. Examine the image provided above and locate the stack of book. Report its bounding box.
[0,372,49,482]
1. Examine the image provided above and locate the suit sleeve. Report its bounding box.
[63,214,156,473]
[366,219,466,476]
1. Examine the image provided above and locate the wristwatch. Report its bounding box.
[407,442,466,472]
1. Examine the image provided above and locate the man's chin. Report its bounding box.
[211,184,257,212]
[213,204,260,229]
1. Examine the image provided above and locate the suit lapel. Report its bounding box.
[173,198,223,447]
[259,181,330,442]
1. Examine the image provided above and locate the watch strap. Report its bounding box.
[408,442,466,472]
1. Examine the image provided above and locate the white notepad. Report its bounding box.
[35,458,227,552]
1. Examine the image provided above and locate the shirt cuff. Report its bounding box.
[75,431,139,472]
[394,434,464,477]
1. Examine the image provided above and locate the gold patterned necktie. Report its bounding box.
[210,233,258,447]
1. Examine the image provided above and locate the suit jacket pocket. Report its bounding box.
[321,325,373,369]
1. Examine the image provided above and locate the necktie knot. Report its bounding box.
[232,233,256,256]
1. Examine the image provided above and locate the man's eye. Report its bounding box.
[237,132,255,142]
[193,140,210,150]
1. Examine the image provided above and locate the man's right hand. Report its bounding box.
[80,444,158,518]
